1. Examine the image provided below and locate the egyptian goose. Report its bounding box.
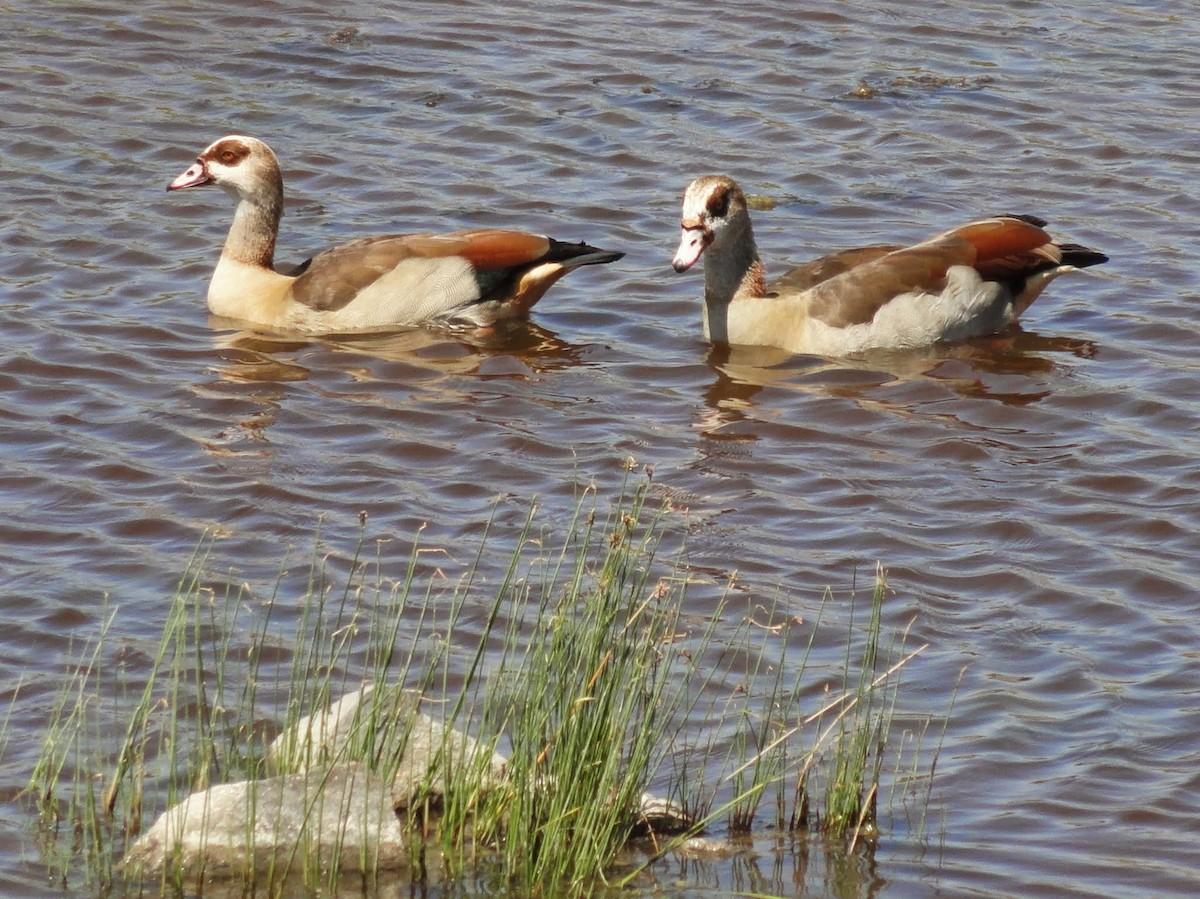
[672,175,1107,356]
[167,136,624,332]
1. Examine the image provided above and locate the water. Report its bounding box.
[2,0,1199,895]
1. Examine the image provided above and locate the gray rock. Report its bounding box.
[636,791,695,835]
[122,684,697,883]
[267,685,422,772]
[122,762,407,878]
[674,835,750,858]
[267,684,507,809]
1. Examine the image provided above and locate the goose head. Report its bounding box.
[167,135,283,205]
[671,175,751,272]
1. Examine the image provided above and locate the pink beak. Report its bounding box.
[167,161,211,191]
[672,227,709,272]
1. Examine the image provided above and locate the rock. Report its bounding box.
[267,684,507,810]
[267,685,421,771]
[674,835,750,859]
[123,685,696,883]
[635,792,695,835]
[122,762,407,878]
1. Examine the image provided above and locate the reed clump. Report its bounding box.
[27,476,934,897]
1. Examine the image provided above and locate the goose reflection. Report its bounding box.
[699,327,1100,434]
[195,320,586,465]
[208,319,584,385]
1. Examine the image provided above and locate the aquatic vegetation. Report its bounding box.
[28,475,936,896]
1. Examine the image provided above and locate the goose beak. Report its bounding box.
[167,161,211,191]
[672,227,709,272]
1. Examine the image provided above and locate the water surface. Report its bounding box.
[2,1,1198,896]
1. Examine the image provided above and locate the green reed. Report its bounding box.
[622,566,930,884]
[29,476,935,897]
[459,481,694,892]
[769,568,926,845]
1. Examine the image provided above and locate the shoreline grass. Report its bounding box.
[27,475,937,896]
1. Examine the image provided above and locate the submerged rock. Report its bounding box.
[122,684,698,882]
[124,686,507,879]
[635,791,695,835]
[674,835,751,859]
[123,762,407,878]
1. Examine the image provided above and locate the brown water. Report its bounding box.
[2,0,1198,895]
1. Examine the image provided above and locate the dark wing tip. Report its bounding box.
[999,213,1050,228]
[546,238,624,265]
[586,249,626,265]
[1058,244,1109,269]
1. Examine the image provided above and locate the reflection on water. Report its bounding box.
[211,321,585,383]
[627,831,889,898]
[699,328,1101,434]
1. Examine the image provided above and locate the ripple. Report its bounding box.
[2,1,1200,896]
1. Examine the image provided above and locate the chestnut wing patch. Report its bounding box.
[797,217,1060,329]
[952,216,1052,263]
[401,230,552,270]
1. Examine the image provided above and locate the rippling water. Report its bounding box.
[2,0,1199,895]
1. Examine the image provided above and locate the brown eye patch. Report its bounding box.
[705,184,730,219]
[209,140,251,166]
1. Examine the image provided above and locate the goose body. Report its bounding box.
[672,175,1107,356]
[167,136,623,333]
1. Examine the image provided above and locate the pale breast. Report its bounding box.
[207,257,294,325]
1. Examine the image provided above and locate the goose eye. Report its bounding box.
[219,149,238,165]
[706,187,730,219]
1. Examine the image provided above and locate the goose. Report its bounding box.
[167,135,624,333]
[672,175,1107,356]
